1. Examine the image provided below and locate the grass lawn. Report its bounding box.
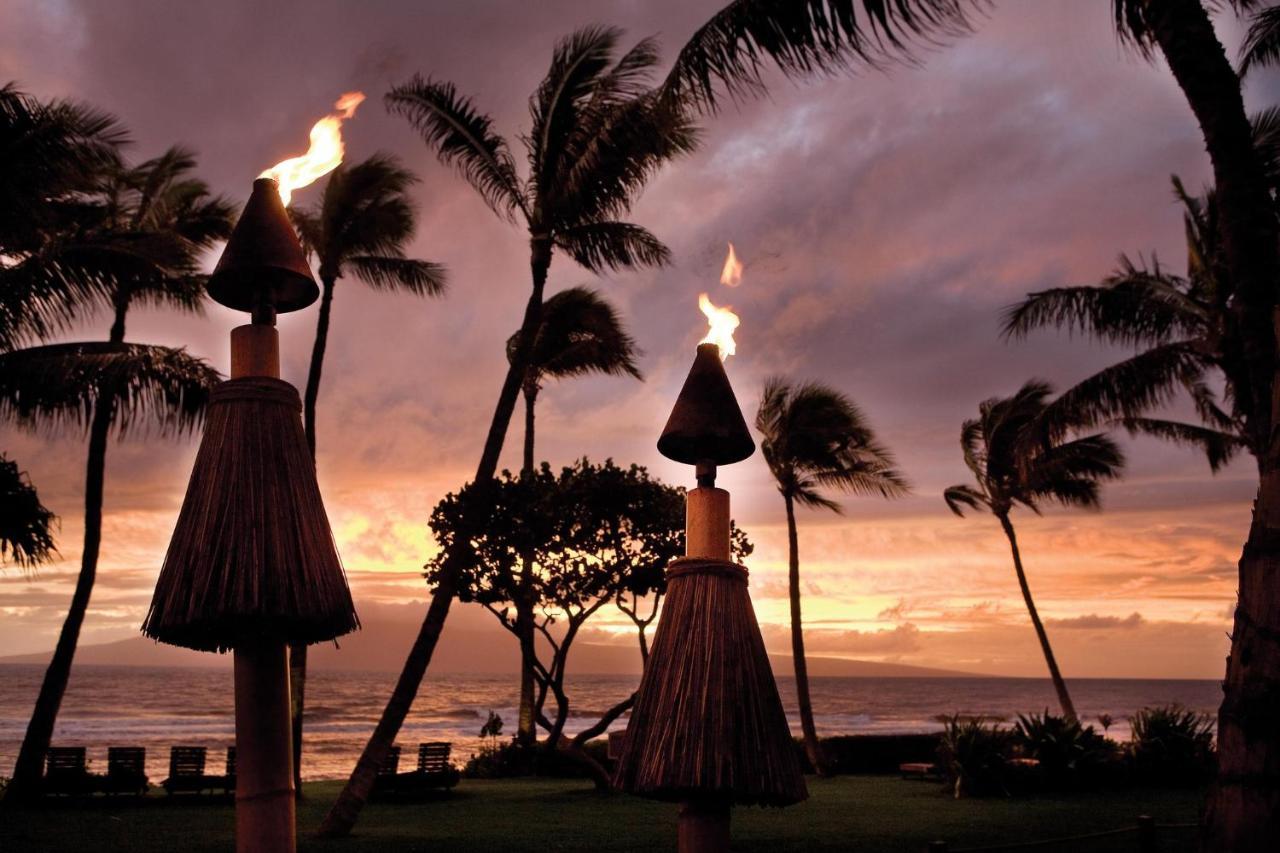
[0,776,1205,852]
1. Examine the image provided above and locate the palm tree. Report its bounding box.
[320,27,694,837]
[287,154,447,792]
[756,378,908,773]
[0,455,56,570]
[506,286,642,746]
[943,380,1126,724]
[1003,175,1252,470]
[1,148,231,799]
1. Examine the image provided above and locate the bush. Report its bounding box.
[937,716,1013,798]
[1128,705,1215,786]
[461,739,610,779]
[1012,711,1120,791]
[809,734,941,775]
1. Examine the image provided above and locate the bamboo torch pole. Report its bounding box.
[678,461,732,853]
[229,320,296,853]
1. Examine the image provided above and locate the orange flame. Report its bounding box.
[699,293,739,358]
[720,242,743,286]
[259,91,366,206]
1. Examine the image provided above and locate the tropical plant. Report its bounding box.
[937,715,1011,799]
[286,153,447,792]
[322,27,695,835]
[1013,710,1117,791]
[0,455,56,570]
[1128,705,1215,786]
[756,377,907,774]
[944,380,1125,724]
[0,146,230,799]
[505,286,642,746]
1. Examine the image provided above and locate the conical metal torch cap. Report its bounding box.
[657,343,755,466]
[207,178,318,314]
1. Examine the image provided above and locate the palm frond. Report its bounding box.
[1241,5,1280,75]
[529,26,624,202]
[0,342,219,439]
[0,454,57,570]
[943,483,987,517]
[346,256,448,296]
[554,221,670,272]
[1002,262,1205,347]
[385,76,525,221]
[665,0,984,113]
[512,286,643,381]
[1119,417,1245,472]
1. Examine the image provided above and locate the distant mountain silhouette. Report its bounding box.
[0,605,979,678]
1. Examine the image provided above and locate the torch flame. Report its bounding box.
[720,242,743,287]
[699,293,739,358]
[259,91,366,206]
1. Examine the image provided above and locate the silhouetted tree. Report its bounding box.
[756,378,907,773]
[506,286,642,746]
[0,456,56,570]
[1,147,229,799]
[322,27,695,835]
[944,380,1126,724]
[287,153,447,793]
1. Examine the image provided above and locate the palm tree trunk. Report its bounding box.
[516,382,539,747]
[997,512,1076,723]
[319,239,552,838]
[785,493,824,774]
[291,276,335,798]
[1135,4,1280,849]
[6,398,113,799]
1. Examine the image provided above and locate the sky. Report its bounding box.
[1,0,1275,679]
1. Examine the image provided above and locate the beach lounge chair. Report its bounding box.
[222,746,236,795]
[102,747,149,796]
[371,745,403,797]
[409,742,460,791]
[43,747,93,797]
[162,746,218,795]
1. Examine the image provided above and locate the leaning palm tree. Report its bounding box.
[0,455,56,570]
[506,285,642,746]
[320,27,694,837]
[756,378,908,773]
[287,153,447,792]
[1,148,232,799]
[943,380,1126,724]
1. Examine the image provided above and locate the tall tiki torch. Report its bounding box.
[142,174,358,850]
[613,300,806,852]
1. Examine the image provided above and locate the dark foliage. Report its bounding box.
[1127,705,1216,787]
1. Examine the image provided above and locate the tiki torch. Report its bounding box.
[143,94,363,853]
[613,300,807,852]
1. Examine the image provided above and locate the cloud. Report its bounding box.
[1049,612,1146,630]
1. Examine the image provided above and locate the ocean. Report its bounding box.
[0,664,1221,782]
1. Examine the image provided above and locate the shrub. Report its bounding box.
[1012,710,1119,791]
[811,734,942,775]
[1128,705,1215,786]
[461,739,610,779]
[937,716,1013,798]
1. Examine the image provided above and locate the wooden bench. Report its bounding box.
[162,746,221,795]
[43,747,93,797]
[370,745,402,797]
[102,747,148,796]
